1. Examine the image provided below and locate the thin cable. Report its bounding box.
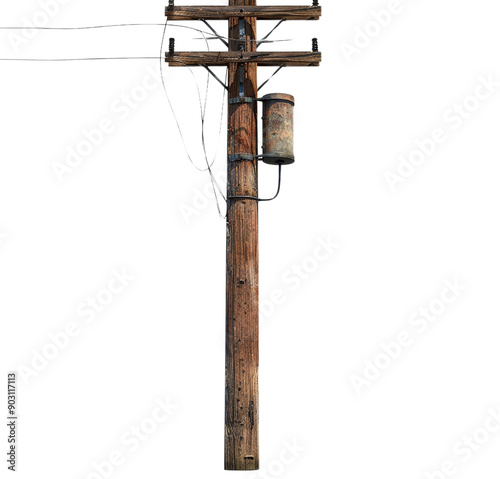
[257,19,286,47]
[159,26,221,174]
[195,30,227,218]
[201,33,211,121]
[0,23,289,43]
[259,165,282,202]
[0,24,168,30]
[228,165,282,202]
[195,36,291,44]
[159,18,227,218]
[159,21,206,173]
[200,19,228,48]
[0,57,161,61]
[211,69,228,165]
[159,21,213,172]
[0,51,314,64]
[175,32,227,215]
[203,68,228,219]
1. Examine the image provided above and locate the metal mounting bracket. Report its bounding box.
[200,65,228,90]
[229,154,257,162]
[229,97,255,104]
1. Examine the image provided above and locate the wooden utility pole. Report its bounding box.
[225,0,260,470]
[165,1,321,470]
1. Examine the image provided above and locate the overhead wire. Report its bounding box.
[0,21,232,217]
[227,165,282,202]
[159,18,227,218]
[258,165,282,202]
[0,24,169,30]
[192,28,227,218]
[0,56,161,61]
[0,20,291,212]
[159,22,207,174]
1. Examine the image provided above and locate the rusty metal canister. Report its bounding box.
[261,93,295,165]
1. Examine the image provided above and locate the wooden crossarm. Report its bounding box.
[165,51,321,67]
[165,5,321,20]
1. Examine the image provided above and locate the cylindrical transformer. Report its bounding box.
[261,93,295,165]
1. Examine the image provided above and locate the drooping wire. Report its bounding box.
[259,165,282,202]
[0,21,293,214]
[189,29,227,218]
[212,69,229,168]
[227,165,282,202]
[0,20,229,216]
[159,20,205,172]
[0,57,161,61]
[159,18,227,219]
[159,21,214,172]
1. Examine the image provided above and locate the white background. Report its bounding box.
[1,0,500,478]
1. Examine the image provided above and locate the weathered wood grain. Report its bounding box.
[225,0,259,471]
[166,51,321,67]
[165,5,321,20]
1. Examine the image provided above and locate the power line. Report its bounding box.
[0,23,229,215]
[0,57,160,61]
[0,20,292,217]
[0,23,290,43]
[159,18,227,218]
[197,30,228,218]
[0,23,167,30]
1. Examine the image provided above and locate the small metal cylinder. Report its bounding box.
[261,93,295,165]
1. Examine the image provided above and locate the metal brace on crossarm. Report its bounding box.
[200,64,228,90]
